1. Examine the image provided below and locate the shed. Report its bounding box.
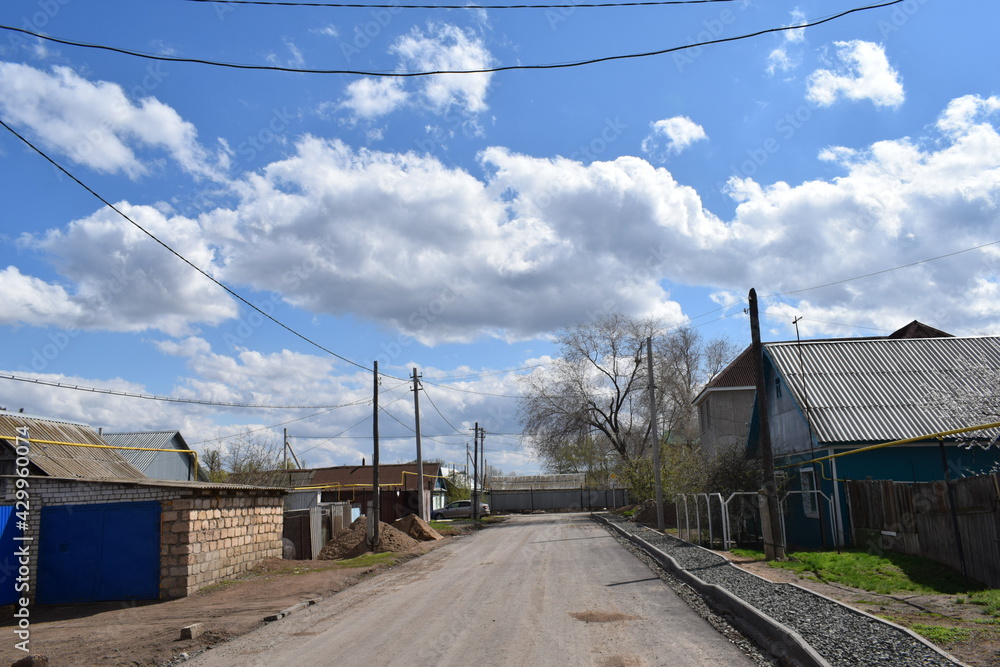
[0,475,285,604]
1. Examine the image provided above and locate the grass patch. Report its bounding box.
[767,550,970,595]
[967,590,1000,617]
[972,618,1000,626]
[910,624,971,644]
[429,520,467,536]
[730,548,766,560]
[334,552,399,568]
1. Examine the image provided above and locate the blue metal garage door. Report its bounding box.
[38,501,160,604]
[0,505,22,605]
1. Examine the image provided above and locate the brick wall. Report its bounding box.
[1,476,284,602]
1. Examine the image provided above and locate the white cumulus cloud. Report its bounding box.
[392,23,493,114]
[641,116,708,160]
[806,41,904,108]
[340,78,409,119]
[0,62,225,180]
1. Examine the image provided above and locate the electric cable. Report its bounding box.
[0,372,369,409]
[184,0,741,8]
[420,384,466,435]
[0,1,906,77]
[0,116,407,381]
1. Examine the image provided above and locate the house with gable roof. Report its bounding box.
[748,334,1000,549]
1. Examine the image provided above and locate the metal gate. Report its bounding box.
[38,501,161,604]
[0,505,21,605]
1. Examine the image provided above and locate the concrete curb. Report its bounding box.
[263,597,322,623]
[593,514,829,667]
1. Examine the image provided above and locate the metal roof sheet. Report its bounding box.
[6,474,286,493]
[765,336,1000,444]
[0,413,145,479]
[102,431,186,472]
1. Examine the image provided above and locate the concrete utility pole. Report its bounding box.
[471,423,480,520]
[646,336,665,531]
[480,428,486,510]
[749,289,784,560]
[412,367,425,521]
[372,361,380,548]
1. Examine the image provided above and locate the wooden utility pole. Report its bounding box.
[749,288,784,560]
[372,361,380,548]
[472,422,479,521]
[646,336,665,531]
[412,367,425,521]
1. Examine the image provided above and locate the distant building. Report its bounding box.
[234,462,448,522]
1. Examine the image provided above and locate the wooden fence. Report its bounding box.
[847,473,1000,587]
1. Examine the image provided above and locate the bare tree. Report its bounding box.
[655,328,740,446]
[519,312,663,469]
[205,430,283,485]
[202,447,226,483]
[520,312,740,484]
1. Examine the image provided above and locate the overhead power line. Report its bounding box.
[764,240,1000,299]
[0,117,402,380]
[0,372,369,409]
[420,384,467,434]
[184,0,741,8]
[0,1,906,77]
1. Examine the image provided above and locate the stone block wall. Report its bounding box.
[0,476,284,602]
[159,491,284,598]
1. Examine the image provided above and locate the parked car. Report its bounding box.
[431,499,490,520]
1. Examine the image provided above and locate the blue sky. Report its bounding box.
[1,0,999,474]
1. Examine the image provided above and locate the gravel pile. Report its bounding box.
[600,514,959,667]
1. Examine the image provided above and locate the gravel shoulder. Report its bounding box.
[601,514,997,667]
[727,555,1000,667]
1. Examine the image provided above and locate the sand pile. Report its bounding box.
[394,514,444,541]
[317,516,420,560]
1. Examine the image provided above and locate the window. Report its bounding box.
[800,468,819,518]
[774,377,782,399]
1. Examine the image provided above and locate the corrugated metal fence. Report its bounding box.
[489,488,629,513]
[847,473,1000,587]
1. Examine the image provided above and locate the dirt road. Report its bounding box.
[192,513,755,666]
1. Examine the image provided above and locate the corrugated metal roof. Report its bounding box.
[765,336,1000,444]
[102,431,185,471]
[0,413,145,479]
[696,321,950,406]
[7,474,286,493]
